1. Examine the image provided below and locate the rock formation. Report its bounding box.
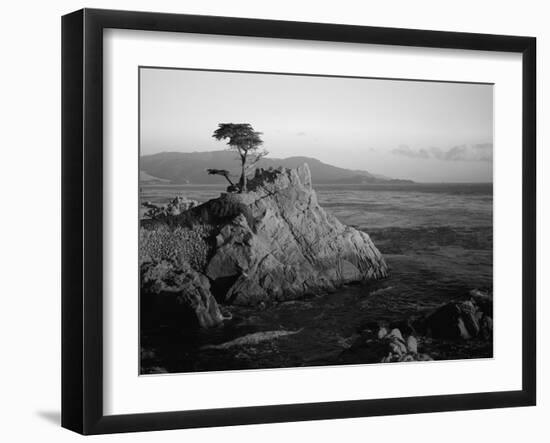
[141,260,225,328]
[423,289,493,340]
[378,328,433,363]
[143,196,199,219]
[203,165,389,304]
[336,288,493,364]
[140,164,389,327]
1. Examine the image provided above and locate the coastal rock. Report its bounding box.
[378,328,432,363]
[480,315,493,340]
[143,196,199,219]
[141,164,388,307]
[469,289,493,317]
[339,325,433,364]
[342,288,492,364]
[203,165,388,304]
[406,335,418,353]
[386,328,404,342]
[377,327,388,339]
[141,260,224,328]
[424,291,493,340]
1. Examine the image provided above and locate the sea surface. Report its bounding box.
[140,183,493,373]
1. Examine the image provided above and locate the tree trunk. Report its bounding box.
[239,153,247,193]
[240,160,247,192]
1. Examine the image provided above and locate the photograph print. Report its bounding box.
[139,67,493,375]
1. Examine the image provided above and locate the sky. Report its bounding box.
[140,67,493,183]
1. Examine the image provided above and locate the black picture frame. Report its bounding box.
[62,8,536,435]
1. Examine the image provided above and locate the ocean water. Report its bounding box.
[140,183,493,373]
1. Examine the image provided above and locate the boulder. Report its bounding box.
[469,289,493,317]
[141,260,224,328]
[480,315,493,340]
[377,327,388,339]
[377,328,432,363]
[424,292,493,340]
[386,328,404,341]
[406,335,418,353]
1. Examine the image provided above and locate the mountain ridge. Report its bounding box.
[140,150,414,185]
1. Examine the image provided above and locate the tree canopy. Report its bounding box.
[212,123,267,192]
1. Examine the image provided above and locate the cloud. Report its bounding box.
[391,144,430,159]
[430,143,493,162]
[295,131,307,137]
[472,143,493,161]
[392,143,493,162]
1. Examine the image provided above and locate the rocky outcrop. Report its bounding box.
[377,328,433,363]
[339,324,433,364]
[140,164,388,326]
[424,289,493,340]
[202,165,388,305]
[340,288,493,364]
[141,260,224,328]
[143,196,199,219]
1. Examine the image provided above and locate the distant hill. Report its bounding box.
[140,151,414,185]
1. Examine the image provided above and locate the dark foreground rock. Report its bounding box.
[140,164,388,327]
[141,261,224,328]
[423,289,493,340]
[340,324,433,364]
[340,289,493,364]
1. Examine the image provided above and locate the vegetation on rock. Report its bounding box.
[212,123,268,192]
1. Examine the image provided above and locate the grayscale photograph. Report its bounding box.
[138,67,493,374]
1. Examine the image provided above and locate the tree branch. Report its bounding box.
[245,150,269,170]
